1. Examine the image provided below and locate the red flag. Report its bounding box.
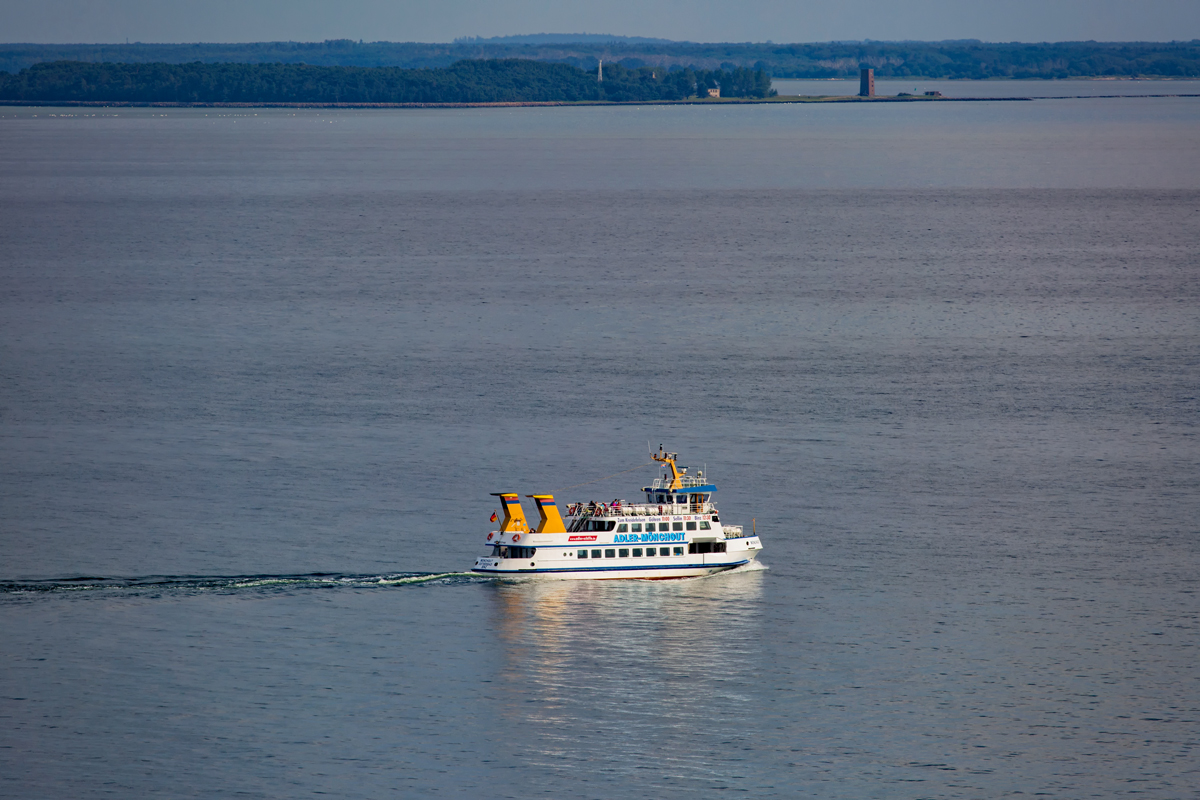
[490,511,498,522]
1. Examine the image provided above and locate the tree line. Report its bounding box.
[1,40,1198,79]
[0,59,775,103]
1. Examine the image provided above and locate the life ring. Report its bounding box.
[487,532,494,541]
[512,533,521,542]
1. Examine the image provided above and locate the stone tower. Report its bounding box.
[859,67,875,97]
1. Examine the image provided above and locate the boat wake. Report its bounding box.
[0,571,486,598]
[726,559,769,574]
[2,561,768,599]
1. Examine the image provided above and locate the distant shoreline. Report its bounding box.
[3,40,1198,80]
[3,94,1199,109]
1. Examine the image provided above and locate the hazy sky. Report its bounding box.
[2,0,1198,44]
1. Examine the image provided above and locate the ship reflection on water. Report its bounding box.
[484,567,766,789]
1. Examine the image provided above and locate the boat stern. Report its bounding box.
[473,555,501,573]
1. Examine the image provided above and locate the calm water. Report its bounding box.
[1,96,1198,797]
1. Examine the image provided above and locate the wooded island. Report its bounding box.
[0,60,775,104]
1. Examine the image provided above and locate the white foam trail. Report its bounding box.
[374,572,480,585]
[0,571,490,597]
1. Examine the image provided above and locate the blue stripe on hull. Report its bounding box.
[471,559,750,577]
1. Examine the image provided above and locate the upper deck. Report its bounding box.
[564,499,717,531]
[560,448,721,531]
[487,446,738,537]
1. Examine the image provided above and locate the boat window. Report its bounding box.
[712,516,719,522]
[631,523,642,532]
[657,495,665,503]
[673,546,684,556]
[672,522,683,531]
[646,493,654,502]
[632,548,642,557]
[686,521,697,530]
[644,522,655,532]
[618,548,629,558]
[687,542,725,554]
[577,549,588,558]
[617,524,627,533]
[591,549,602,559]
[605,549,615,558]
[699,521,711,530]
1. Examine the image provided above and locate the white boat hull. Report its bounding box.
[471,562,751,580]
[472,545,761,580]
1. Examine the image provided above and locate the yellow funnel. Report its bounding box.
[527,494,567,533]
[490,492,529,533]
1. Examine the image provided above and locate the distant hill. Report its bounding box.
[1,40,1198,78]
[453,33,677,45]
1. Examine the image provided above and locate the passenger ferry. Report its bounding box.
[472,447,763,579]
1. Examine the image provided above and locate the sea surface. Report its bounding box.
[1,93,1198,798]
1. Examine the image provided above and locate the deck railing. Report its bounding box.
[565,501,714,518]
[649,474,707,491]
